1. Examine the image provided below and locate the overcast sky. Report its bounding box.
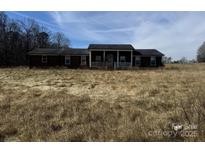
[6,11,205,60]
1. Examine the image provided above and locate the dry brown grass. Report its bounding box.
[0,64,205,141]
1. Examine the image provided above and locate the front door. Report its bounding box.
[71,56,81,68]
[106,54,114,68]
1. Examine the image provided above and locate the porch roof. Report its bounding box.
[88,44,134,50]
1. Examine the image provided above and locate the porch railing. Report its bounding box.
[91,62,104,67]
[91,61,132,68]
[118,62,131,67]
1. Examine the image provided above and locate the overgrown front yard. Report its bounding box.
[0,64,205,141]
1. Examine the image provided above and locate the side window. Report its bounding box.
[81,56,87,65]
[135,56,141,66]
[95,55,101,62]
[150,56,156,66]
[120,56,126,62]
[41,56,47,63]
[65,56,71,65]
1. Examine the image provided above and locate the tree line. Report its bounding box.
[1,12,205,67]
[0,12,70,66]
[197,42,205,62]
[163,57,197,64]
[163,42,205,64]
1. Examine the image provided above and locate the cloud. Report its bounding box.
[132,12,205,60]
[6,12,63,32]
[48,12,205,60]
[49,12,138,43]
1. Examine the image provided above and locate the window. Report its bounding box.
[135,56,141,66]
[95,55,101,62]
[81,56,86,65]
[120,56,126,62]
[65,56,71,65]
[150,56,156,66]
[41,56,47,63]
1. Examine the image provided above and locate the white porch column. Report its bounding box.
[89,50,92,68]
[103,50,105,62]
[117,50,119,68]
[130,50,133,68]
[103,50,105,67]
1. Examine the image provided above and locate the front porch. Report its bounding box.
[89,50,133,69]
[91,62,131,69]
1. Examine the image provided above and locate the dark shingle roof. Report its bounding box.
[88,44,134,50]
[135,49,164,56]
[28,48,60,55]
[28,47,164,57]
[61,48,88,55]
[28,48,88,55]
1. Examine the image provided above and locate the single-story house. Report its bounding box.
[28,48,89,68]
[28,44,164,69]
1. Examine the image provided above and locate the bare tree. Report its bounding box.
[52,32,70,49]
[37,32,49,48]
[7,19,21,32]
[179,57,188,64]
[197,42,205,62]
[0,12,8,65]
[163,56,172,64]
[0,12,71,66]
[19,18,40,51]
[0,12,7,36]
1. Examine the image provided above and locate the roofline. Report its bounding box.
[67,48,87,50]
[28,54,89,56]
[59,53,89,56]
[28,46,165,56]
[27,53,60,56]
[88,49,133,51]
[89,43,133,45]
[88,44,134,49]
[135,49,164,56]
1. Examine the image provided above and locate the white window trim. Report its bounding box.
[81,56,86,65]
[135,56,141,66]
[120,56,126,62]
[95,55,101,62]
[150,56,156,66]
[65,56,71,65]
[41,56,47,63]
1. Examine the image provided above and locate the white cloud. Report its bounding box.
[132,13,205,60]
[49,12,138,42]
[49,12,205,60]
[6,12,64,33]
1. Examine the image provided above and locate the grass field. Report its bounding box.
[0,64,205,141]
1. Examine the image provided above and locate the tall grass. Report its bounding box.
[0,64,204,141]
